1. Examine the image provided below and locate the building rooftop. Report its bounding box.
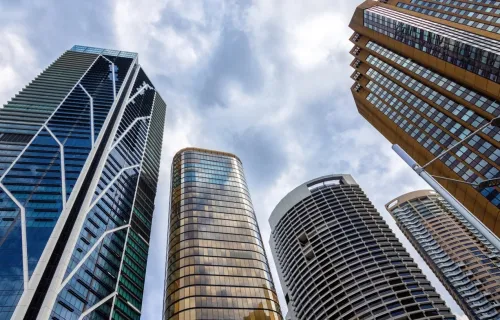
[385,190,437,212]
[70,45,137,59]
[174,147,242,163]
[269,174,357,230]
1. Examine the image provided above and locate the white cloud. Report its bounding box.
[112,0,224,76]
[0,28,38,108]
[165,0,207,23]
[133,0,468,318]
[0,0,471,319]
[289,12,351,70]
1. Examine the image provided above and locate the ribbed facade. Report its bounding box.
[0,45,166,319]
[387,190,500,320]
[269,175,455,320]
[165,148,282,320]
[349,0,500,236]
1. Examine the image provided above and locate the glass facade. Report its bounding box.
[397,0,500,34]
[0,45,166,319]
[364,72,500,206]
[349,0,500,236]
[361,41,500,207]
[165,148,282,320]
[365,41,500,118]
[388,190,500,320]
[364,6,500,82]
[269,175,455,320]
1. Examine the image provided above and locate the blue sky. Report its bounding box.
[0,0,467,319]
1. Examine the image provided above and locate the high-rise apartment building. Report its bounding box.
[387,190,500,320]
[0,45,166,319]
[348,0,500,235]
[165,148,282,320]
[269,175,455,320]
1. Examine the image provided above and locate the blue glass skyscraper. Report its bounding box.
[0,45,166,319]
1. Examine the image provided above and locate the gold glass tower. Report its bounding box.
[164,148,282,320]
[349,1,500,234]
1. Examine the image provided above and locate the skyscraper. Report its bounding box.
[348,0,500,235]
[387,190,500,320]
[165,148,282,320]
[0,45,166,319]
[269,175,455,320]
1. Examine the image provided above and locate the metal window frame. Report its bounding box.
[78,83,95,147]
[0,182,28,291]
[43,125,67,209]
[108,91,158,318]
[58,224,130,292]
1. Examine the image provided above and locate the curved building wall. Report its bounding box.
[165,148,282,320]
[269,175,455,320]
[387,190,500,320]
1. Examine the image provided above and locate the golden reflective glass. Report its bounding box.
[166,151,282,319]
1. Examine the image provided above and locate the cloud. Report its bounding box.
[112,0,225,77]
[198,27,263,108]
[289,12,350,70]
[230,126,287,188]
[131,0,469,318]
[0,28,37,107]
[0,0,118,106]
[0,0,469,319]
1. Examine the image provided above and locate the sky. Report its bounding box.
[0,0,468,319]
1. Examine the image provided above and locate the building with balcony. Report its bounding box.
[269,175,455,320]
[387,190,500,320]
